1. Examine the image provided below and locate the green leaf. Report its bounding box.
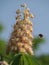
[23,55,29,65]
[10,53,22,65]
[10,53,40,65]
[0,24,4,32]
[33,37,45,50]
[0,39,6,55]
[37,55,49,65]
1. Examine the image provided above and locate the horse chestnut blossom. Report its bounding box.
[6,4,34,55]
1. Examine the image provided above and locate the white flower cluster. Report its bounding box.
[16,4,34,21]
[6,4,34,55]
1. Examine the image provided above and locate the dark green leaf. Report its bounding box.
[0,39,6,55]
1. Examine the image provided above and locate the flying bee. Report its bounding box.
[38,34,43,38]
